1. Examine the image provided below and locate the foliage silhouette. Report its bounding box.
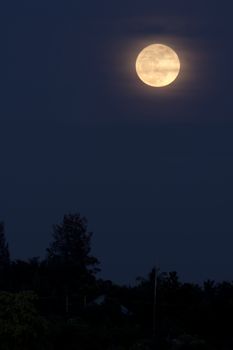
[46,213,100,297]
[0,212,233,349]
[0,291,48,350]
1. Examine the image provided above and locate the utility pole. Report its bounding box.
[152,266,159,338]
[65,294,69,315]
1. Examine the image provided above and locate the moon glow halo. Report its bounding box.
[135,44,180,87]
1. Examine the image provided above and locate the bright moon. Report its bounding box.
[135,44,180,87]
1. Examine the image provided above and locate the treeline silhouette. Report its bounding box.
[0,214,232,349]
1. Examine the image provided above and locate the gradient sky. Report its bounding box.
[1,0,233,284]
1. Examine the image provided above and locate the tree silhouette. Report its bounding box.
[47,213,99,270]
[46,213,100,296]
[0,222,10,268]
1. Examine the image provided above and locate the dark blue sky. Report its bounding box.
[1,0,233,284]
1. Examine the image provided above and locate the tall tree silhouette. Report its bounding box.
[0,222,10,267]
[46,213,100,295]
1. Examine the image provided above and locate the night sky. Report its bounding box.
[1,0,233,284]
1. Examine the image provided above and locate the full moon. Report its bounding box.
[135,44,180,87]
